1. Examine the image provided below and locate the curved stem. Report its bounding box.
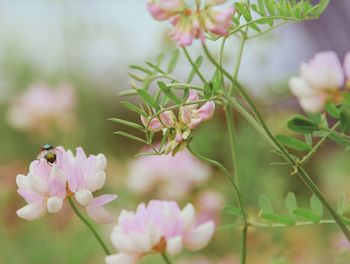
[161,252,172,264]
[187,145,247,247]
[201,44,350,242]
[182,47,207,83]
[68,197,111,255]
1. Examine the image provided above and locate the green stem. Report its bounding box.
[68,197,111,255]
[182,47,207,83]
[187,145,247,253]
[202,44,350,242]
[220,34,248,264]
[161,252,172,264]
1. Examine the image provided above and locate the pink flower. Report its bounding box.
[147,0,185,20]
[140,90,215,154]
[289,51,349,112]
[147,0,234,46]
[195,190,225,225]
[127,149,211,199]
[105,200,215,264]
[16,147,117,224]
[6,83,76,134]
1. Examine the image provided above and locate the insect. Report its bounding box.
[37,143,58,164]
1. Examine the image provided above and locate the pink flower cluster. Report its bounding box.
[147,0,235,46]
[127,149,211,199]
[289,51,350,113]
[6,83,76,134]
[141,90,215,154]
[106,200,215,264]
[16,147,117,224]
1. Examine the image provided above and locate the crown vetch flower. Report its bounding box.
[6,83,76,134]
[140,90,215,155]
[16,146,117,224]
[147,0,235,46]
[127,149,211,199]
[289,51,350,113]
[105,200,215,264]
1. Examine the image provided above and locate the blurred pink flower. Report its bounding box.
[6,83,76,134]
[106,200,215,264]
[16,147,117,224]
[289,51,349,112]
[127,149,211,199]
[141,90,215,154]
[128,150,211,199]
[333,234,350,251]
[195,190,225,225]
[147,0,234,46]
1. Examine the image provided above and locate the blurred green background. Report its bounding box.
[1,1,350,263]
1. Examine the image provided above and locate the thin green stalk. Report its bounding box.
[202,44,350,242]
[187,145,248,257]
[161,252,172,264]
[182,47,207,83]
[68,197,111,255]
[220,35,248,264]
[300,122,340,165]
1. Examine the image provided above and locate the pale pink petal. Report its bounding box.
[17,203,46,220]
[344,52,350,79]
[105,253,140,264]
[86,171,106,192]
[17,189,44,204]
[180,203,196,230]
[197,101,215,121]
[47,196,63,213]
[86,204,115,224]
[289,77,315,97]
[90,194,118,207]
[184,221,215,250]
[16,174,30,189]
[166,236,183,256]
[299,95,327,113]
[95,154,107,171]
[301,51,344,89]
[159,111,176,128]
[75,189,93,206]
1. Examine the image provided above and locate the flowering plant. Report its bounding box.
[18,0,350,263]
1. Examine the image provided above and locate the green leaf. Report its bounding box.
[325,101,341,119]
[223,205,242,217]
[261,213,296,226]
[167,49,180,73]
[137,89,160,110]
[259,195,274,213]
[285,192,298,212]
[310,194,323,217]
[114,131,148,144]
[287,116,319,134]
[340,108,350,133]
[292,208,321,223]
[337,193,346,215]
[317,0,330,15]
[264,0,276,15]
[146,61,166,74]
[157,81,181,105]
[211,69,223,92]
[257,0,266,15]
[129,65,152,74]
[187,56,203,83]
[109,118,145,131]
[203,82,213,99]
[276,134,312,151]
[120,101,147,116]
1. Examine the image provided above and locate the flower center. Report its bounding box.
[153,236,167,252]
